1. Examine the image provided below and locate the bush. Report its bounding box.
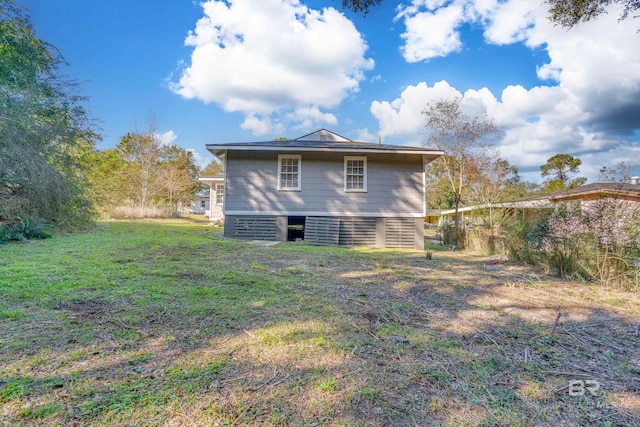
[502,200,640,289]
[0,217,53,243]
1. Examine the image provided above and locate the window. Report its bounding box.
[344,156,367,192]
[215,183,224,205]
[278,155,301,191]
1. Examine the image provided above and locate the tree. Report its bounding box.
[85,149,127,214]
[598,161,636,182]
[341,0,382,14]
[424,156,457,210]
[116,118,163,216]
[545,0,639,28]
[467,155,523,230]
[87,122,200,217]
[540,154,587,192]
[158,145,200,211]
[201,160,224,177]
[422,98,499,248]
[340,0,639,28]
[0,0,98,229]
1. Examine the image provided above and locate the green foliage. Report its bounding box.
[422,98,500,248]
[424,157,456,209]
[86,125,201,217]
[200,159,223,177]
[0,216,52,243]
[0,378,32,402]
[540,154,587,193]
[0,1,98,231]
[503,200,640,289]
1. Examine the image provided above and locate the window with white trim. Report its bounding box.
[215,183,224,205]
[278,155,301,191]
[344,156,367,192]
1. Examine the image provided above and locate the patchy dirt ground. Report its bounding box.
[1,220,639,426]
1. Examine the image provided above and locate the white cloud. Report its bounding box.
[171,0,373,135]
[371,80,461,137]
[285,106,337,130]
[186,148,209,168]
[353,128,377,142]
[398,2,466,62]
[157,130,177,146]
[374,1,640,181]
[240,115,277,136]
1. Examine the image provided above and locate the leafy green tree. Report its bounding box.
[422,98,499,248]
[201,160,224,177]
[466,155,525,229]
[424,156,457,210]
[85,149,127,214]
[158,145,200,211]
[116,118,164,216]
[0,0,98,229]
[88,120,200,217]
[540,154,587,192]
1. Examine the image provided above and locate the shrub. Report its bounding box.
[0,217,53,243]
[502,200,640,289]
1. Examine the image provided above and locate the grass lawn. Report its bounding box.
[1,219,639,426]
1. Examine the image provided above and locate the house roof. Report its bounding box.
[502,182,640,204]
[206,129,444,157]
[438,182,640,216]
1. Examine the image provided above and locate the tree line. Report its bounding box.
[0,1,209,239]
[86,118,202,219]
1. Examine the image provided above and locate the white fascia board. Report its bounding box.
[206,145,443,156]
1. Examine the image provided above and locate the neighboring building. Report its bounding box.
[198,174,225,220]
[206,129,443,249]
[438,179,640,225]
[188,192,210,215]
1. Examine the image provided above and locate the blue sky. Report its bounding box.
[22,0,640,182]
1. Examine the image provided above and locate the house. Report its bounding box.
[438,179,640,226]
[205,129,443,249]
[188,191,209,215]
[198,174,225,220]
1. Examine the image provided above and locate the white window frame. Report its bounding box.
[278,155,302,191]
[344,156,367,192]
[215,183,224,205]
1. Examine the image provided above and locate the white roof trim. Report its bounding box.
[207,146,443,156]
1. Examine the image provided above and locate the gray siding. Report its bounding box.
[224,151,424,217]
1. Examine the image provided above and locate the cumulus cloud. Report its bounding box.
[353,128,377,142]
[398,2,466,62]
[374,1,640,181]
[186,148,209,168]
[157,130,177,146]
[170,0,373,135]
